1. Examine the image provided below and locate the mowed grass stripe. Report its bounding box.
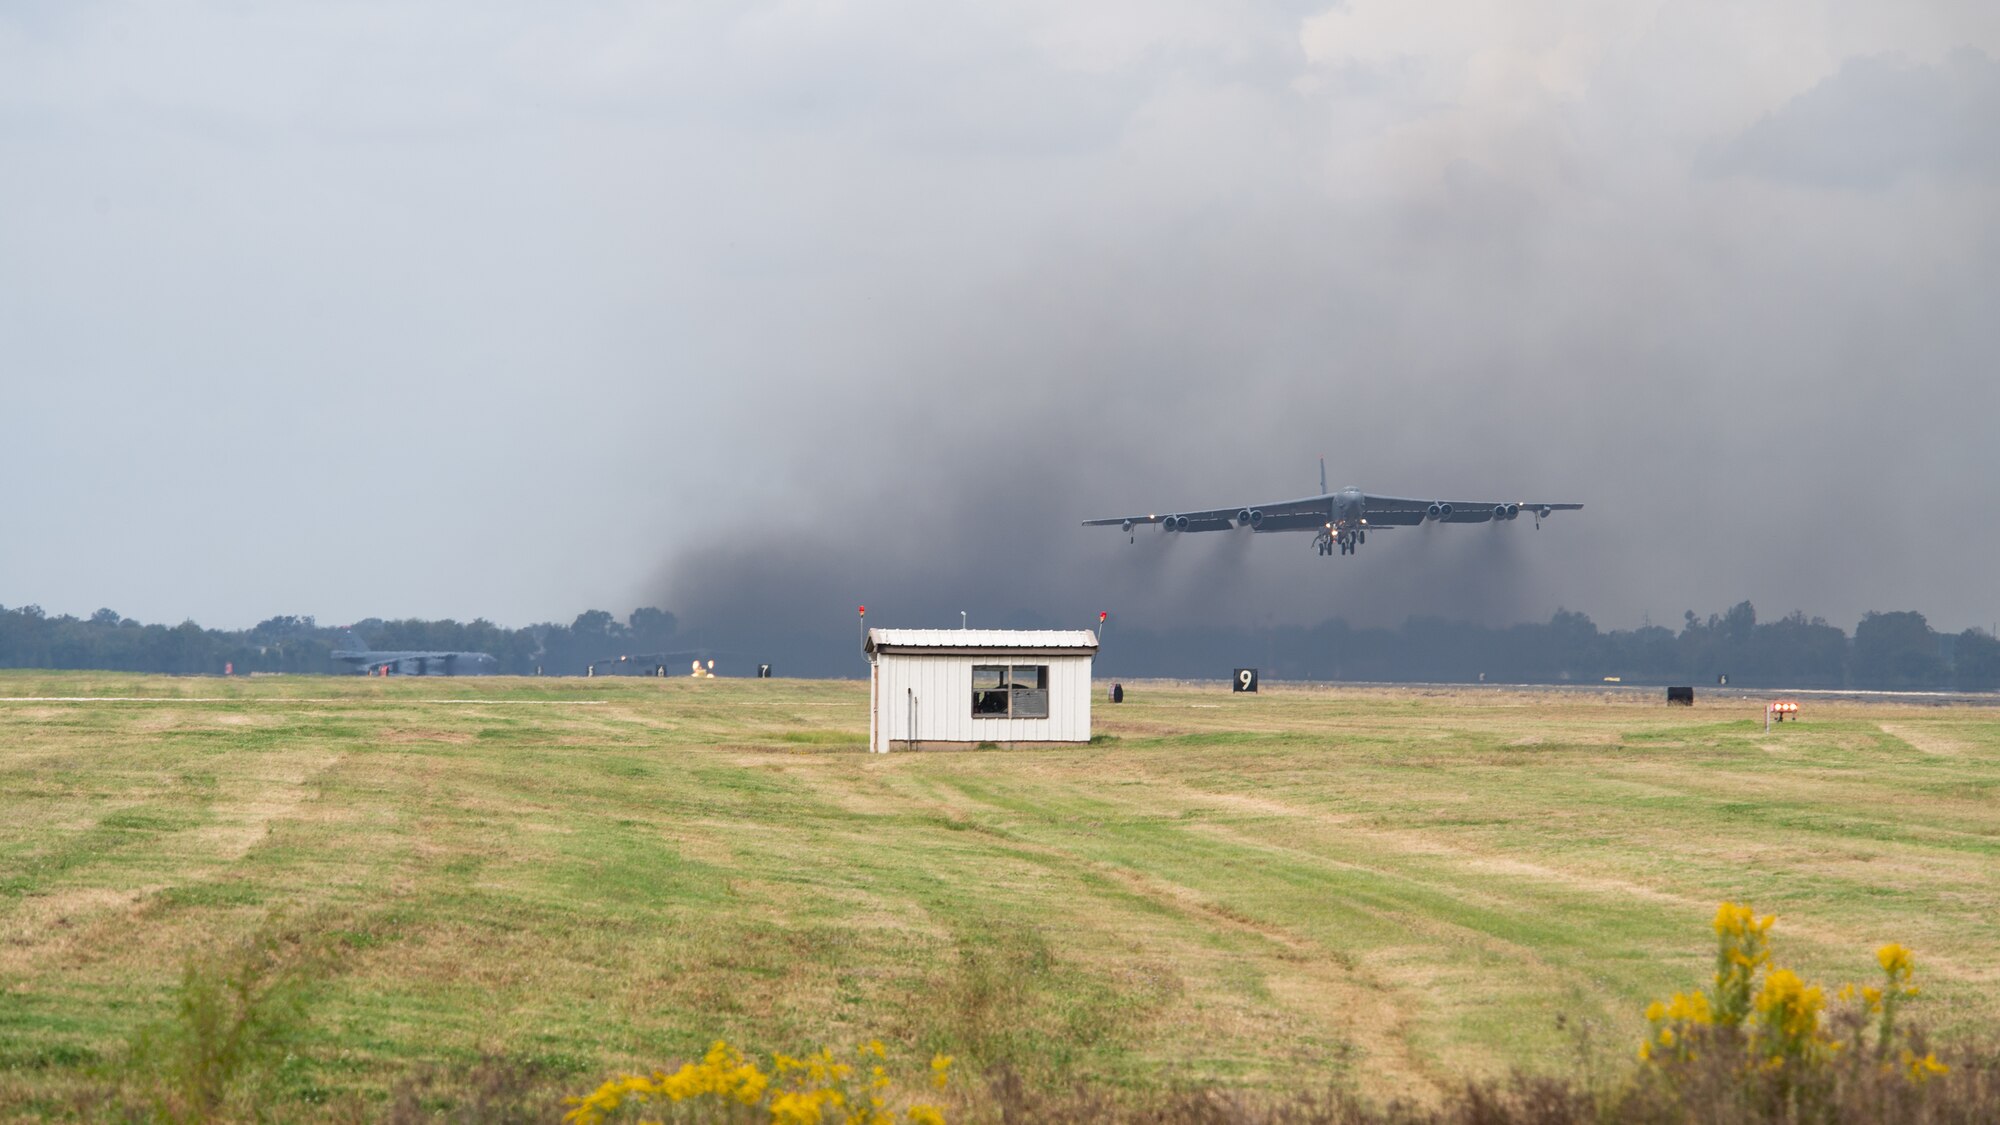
[2,671,1998,1116]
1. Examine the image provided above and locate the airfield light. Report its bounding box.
[1765,699,1801,731]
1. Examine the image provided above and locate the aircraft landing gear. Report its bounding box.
[1318,527,1363,556]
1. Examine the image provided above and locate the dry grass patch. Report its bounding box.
[3,672,1999,1119]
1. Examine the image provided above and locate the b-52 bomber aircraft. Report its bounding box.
[332,634,497,676]
[1084,460,1582,557]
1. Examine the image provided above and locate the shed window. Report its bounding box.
[972,664,1049,718]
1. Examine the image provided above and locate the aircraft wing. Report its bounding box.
[1083,493,1332,533]
[1364,494,1584,524]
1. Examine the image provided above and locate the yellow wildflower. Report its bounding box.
[1752,967,1837,1066]
[1878,943,1913,979]
[1902,1048,1949,1082]
[1641,904,1942,1091]
[569,1036,947,1124]
[771,1087,843,1125]
[1713,901,1776,941]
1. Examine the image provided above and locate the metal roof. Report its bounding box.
[866,628,1099,655]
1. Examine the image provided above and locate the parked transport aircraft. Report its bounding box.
[331,635,497,675]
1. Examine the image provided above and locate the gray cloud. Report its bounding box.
[1710,48,2000,187]
[1,3,1996,648]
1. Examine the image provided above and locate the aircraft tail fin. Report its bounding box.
[1319,456,1327,495]
[337,629,369,655]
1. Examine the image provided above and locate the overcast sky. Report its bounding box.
[4,1,1998,637]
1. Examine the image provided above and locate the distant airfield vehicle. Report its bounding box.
[332,636,497,676]
[1084,460,1582,557]
[587,649,745,677]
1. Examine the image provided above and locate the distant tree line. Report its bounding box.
[0,599,1995,690]
[1104,603,2000,691]
[0,605,686,678]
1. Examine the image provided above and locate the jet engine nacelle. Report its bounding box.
[1426,502,1453,521]
[1164,515,1189,531]
[1236,509,1264,528]
[1494,504,1519,520]
[1506,503,1520,520]
[1121,520,1134,533]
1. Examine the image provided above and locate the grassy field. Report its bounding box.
[2,671,1998,1118]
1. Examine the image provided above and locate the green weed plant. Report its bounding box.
[1635,901,1952,1119]
[127,927,314,1123]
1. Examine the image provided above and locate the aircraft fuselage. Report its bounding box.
[1319,486,1369,555]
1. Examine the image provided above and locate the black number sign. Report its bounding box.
[1233,668,1259,693]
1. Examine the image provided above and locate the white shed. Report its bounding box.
[864,629,1099,753]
